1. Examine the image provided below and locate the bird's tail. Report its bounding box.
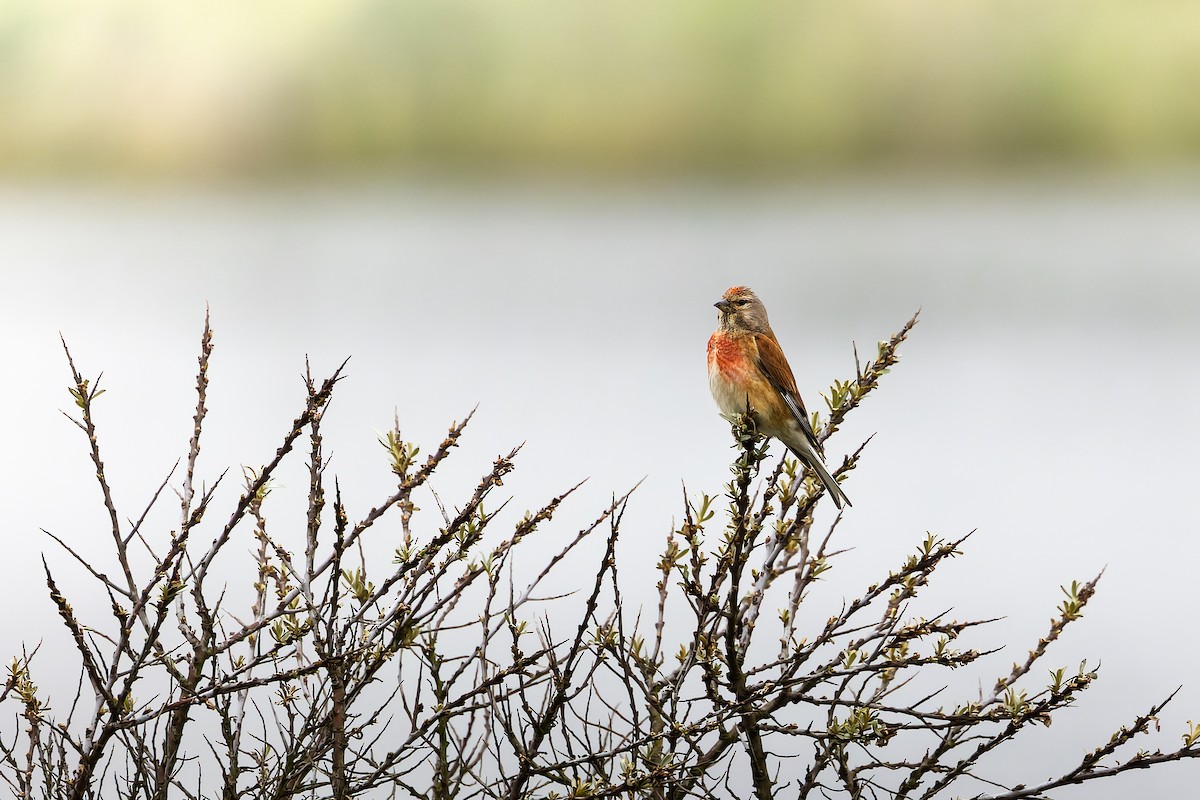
[790,445,852,510]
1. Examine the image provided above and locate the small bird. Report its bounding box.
[707,286,852,509]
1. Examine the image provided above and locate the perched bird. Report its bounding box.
[707,286,852,509]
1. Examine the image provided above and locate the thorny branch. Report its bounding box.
[5,311,1196,800]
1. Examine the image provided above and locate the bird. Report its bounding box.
[707,285,852,509]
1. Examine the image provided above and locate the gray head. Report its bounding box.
[714,285,772,334]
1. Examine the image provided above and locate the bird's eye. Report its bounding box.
[734,299,749,307]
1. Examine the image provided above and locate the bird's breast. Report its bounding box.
[708,332,757,416]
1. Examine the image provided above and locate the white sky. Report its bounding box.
[1,177,1198,797]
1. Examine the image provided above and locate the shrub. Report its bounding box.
[6,312,1196,799]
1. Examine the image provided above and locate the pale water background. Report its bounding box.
[1,176,1198,797]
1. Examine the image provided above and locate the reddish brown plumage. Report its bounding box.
[753,332,803,408]
[708,286,849,508]
[707,330,752,378]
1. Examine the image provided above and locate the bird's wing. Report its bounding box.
[754,332,823,454]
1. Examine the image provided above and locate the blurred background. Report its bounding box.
[4,0,1200,177]
[2,1,1199,796]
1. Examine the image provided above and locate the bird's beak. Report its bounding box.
[714,300,732,312]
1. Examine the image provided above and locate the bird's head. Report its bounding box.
[715,286,771,333]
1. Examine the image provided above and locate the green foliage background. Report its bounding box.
[2,1,1199,177]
